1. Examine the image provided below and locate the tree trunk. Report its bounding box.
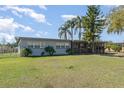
[71,28,73,41]
[79,28,81,40]
[92,41,95,54]
[92,36,95,54]
[65,33,67,40]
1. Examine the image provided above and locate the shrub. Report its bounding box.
[41,52,45,56]
[105,42,122,52]
[66,48,74,55]
[66,48,71,55]
[44,46,56,56]
[111,44,122,52]
[105,42,112,52]
[20,48,32,57]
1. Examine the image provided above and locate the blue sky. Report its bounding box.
[0,5,124,43]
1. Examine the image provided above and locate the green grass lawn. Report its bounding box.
[0,54,124,88]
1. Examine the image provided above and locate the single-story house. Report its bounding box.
[16,37,71,56]
[16,37,105,56]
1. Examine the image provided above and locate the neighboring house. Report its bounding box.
[16,37,105,56]
[16,37,71,56]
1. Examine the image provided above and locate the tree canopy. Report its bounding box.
[107,6,124,34]
[82,5,105,53]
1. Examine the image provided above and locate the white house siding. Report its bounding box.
[18,38,71,56]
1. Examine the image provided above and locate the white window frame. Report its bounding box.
[56,42,69,49]
[65,43,69,48]
[28,42,33,48]
[40,42,45,48]
[33,43,35,48]
[56,43,61,49]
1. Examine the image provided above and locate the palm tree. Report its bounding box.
[82,5,105,53]
[58,16,84,41]
[66,19,76,40]
[74,16,83,40]
[58,24,72,40]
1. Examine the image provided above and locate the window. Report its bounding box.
[40,43,43,48]
[65,43,70,49]
[28,42,33,48]
[56,43,61,49]
[28,42,44,49]
[33,43,35,48]
[40,42,45,48]
[66,45,70,48]
[56,45,61,49]
[28,45,33,48]
[61,45,65,48]
[35,45,40,48]
[56,42,70,49]
[34,42,41,48]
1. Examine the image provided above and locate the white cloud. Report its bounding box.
[11,10,22,18]
[29,11,46,23]
[16,23,34,32]
[35,31,48,37]
[39,5,47,10]
[0,17,34,43]
[0,6,52,25]
[61,15,77,20]
[5,6,46,23]
[46,22,52,26]
[0,18,18,34]
[0,18,34,32]
[0,33,15,43]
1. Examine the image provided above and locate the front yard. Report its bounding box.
[0,54,124,87]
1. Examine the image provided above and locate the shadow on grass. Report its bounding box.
[28,53,96,58]
[1,53,123,59]
[16,52,103,58]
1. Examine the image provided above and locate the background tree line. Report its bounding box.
[0,38,18,54]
